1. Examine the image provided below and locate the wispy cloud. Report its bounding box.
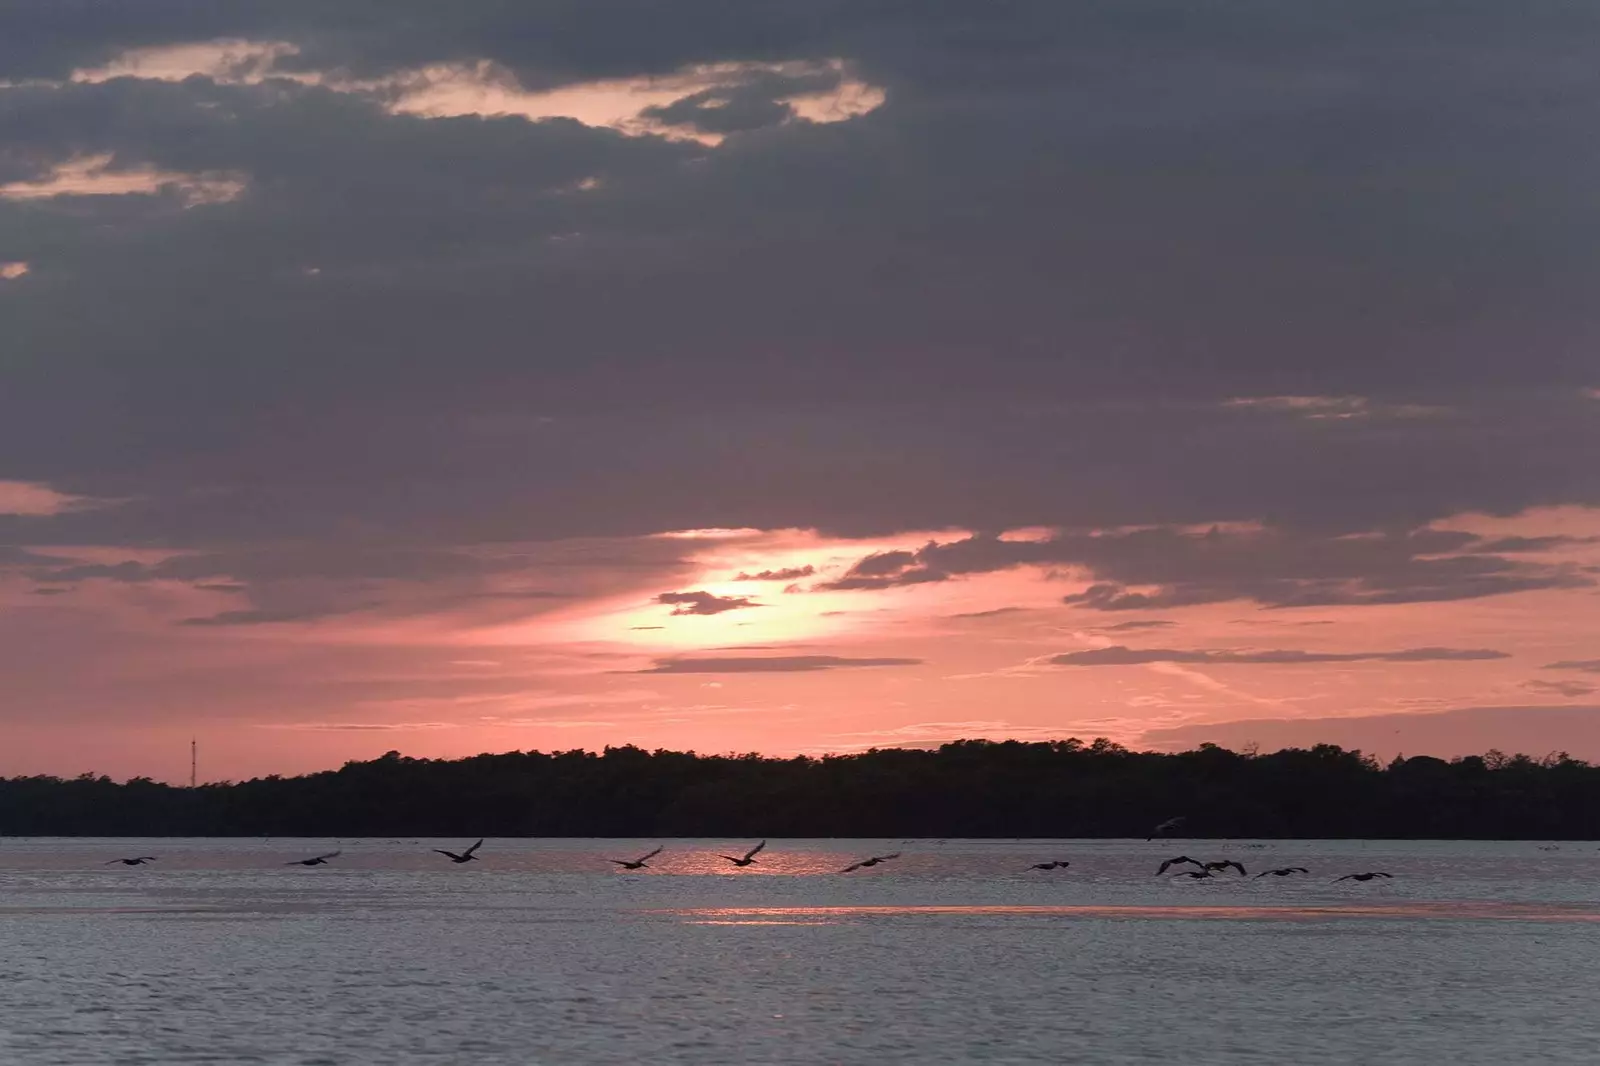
[1051,646,1509,666]
[634,655,922,674]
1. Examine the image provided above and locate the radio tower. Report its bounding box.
[190,738,197,788]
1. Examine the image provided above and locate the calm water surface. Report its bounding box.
[2,838,1597,1064]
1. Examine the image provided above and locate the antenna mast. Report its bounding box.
[190,738,197,788]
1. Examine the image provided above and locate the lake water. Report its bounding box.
[1,838,1597,1064]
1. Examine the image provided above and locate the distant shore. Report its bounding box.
[3,740,1596,839]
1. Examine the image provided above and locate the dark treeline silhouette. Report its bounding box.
[3,740,1599,838]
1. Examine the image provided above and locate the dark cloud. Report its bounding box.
[31,546,516,584]
[950,606,1031,620]
[634,655,923,674]
[655,590,763,616]
[178,605,374,627]
[0,4,1597,694]
[1522,679,1597,698]
[734,566,815,581]
[1098,619,1177,632]
[30,586,73,596]
[820,526,1592,609]
[1050,645,1509,666]
[1546,660,1600,674]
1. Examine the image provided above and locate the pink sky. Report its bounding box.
[4,14,1600,782]
[4,501,1597,782]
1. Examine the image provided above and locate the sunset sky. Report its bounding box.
[3,2,1599,782]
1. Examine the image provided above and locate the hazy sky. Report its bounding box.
[3,2,1599,781]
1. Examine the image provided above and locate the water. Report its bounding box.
[1,838,1597,1064]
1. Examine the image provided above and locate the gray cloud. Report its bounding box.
[655,590,763,616]
[1050,645,1509,666]
[178,605,376,627]
[1098,619,1177,632]
[634,655,923,674]
[734,565,815,581]
[1522,679,1597,697]
[1546,660,1600,674]
[817,525,1592,610]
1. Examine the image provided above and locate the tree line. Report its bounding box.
[2,740,1597,839]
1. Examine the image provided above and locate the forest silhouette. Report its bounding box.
[2,740,1597,839]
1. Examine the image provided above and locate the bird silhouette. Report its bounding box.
[1147,816,1187,841]
[609,845,663,871]
[842,852,900,873]
[1203,860,1247,876]
[1334,871,1393,882]
[1157,856,1205,875]
[1174,869,1215,879]
[433,839,484,864]
[286,850,341,866]
[719,840,766,867]
[1255,867,1310,878]
[1028,860,1071,870]
[105,857,158,866]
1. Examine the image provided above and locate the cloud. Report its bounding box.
[819,525,1593,609]
[634,655,922,674]
[1050,645,1509,666]
[734,565,814,581]
[178,605,373,627]
[0,480,97,517]
[950,606,1031,619]
[1546,660,1600,674]
[1098,619,1177,632]
[655,590,763,616]
[1522,679,1597,697]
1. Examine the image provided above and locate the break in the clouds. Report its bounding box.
[3,2,1600,777]
[1050,646,1511,667]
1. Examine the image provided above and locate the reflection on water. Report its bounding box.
[2,838,1599,1064]
[664,902,1600,924]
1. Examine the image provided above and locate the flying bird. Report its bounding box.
[286,850,341,866]
[1147,816,1187,841]
[1156,856,1205,875]
[719,840,766,867]
[1028,860,1071,870]
[105,857,158,866]
[1334,871,1393,882]
[433,839,484,864]
[1255,867,1310,878]
[1203,860,1247,876]
[842,852,901,873]
[610,845,663,871]
[1174,869,1215,879]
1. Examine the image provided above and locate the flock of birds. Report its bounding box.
[101,841,1394,882]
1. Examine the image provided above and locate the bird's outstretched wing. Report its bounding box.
[877,852,901,862]
[608,859,631,866]
[635,845,664,864]
[842,860,867,873]
[1221,861,1246,875]
[1373,871,1393,878]
[1158,856,1199,874]
[104,859,125,865]
[433,849,462,860]
[464,839,484,858]
[743,840,767,862]
[1333,874,1355,882]
[1289,867,1308,873]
